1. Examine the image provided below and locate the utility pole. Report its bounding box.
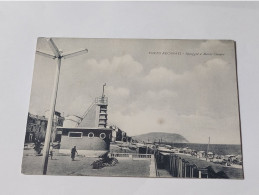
[36,38,88,175]
[42,57,61,174]
[206,136,210,161]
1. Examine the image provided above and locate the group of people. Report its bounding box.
[33,136,78,161]
[33,139,78,161]
[48,145,78,161]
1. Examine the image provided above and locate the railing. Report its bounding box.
[133,154,152,159]
[95,97,108,105]
[110,153,130,158]
[110,153,152,160]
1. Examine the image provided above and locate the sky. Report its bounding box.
[28,38,241,144]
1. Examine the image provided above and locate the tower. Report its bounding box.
[76,83,108,128]
[97,83,108,128]
[95,96,108,128]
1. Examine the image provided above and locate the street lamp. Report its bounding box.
[36,38,88,175]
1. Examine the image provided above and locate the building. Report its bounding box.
[109,125,129,143]
[44,110,65,142]
[24,111,64,143]
[62,115,82,128]
[197,151,206,158]
[115,128,128,142]
[57,88,113,157]
[25,113,48,143]
[44,110,64,127]
[57,127,112,156]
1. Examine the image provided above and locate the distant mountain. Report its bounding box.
[133,132,189,143]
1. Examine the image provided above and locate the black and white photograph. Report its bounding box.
[21,38,243,179]
[2,1,259,195]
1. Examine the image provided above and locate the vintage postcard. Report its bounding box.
[22,38,243,179]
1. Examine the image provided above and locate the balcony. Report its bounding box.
[95,97,108,105]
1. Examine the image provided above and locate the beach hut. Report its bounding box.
[186,148,192,154]
[234,155,243,165]
[191,150,197,156]
[197,151,206,158]
[182,147,188,154]
[207,152,214,159]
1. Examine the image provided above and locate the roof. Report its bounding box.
[28,113,47,121]
[171,154,243,179]
[57,127,112,131]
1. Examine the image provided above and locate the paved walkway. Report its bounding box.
[22,149,151,177]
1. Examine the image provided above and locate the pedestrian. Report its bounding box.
[49,146,53,160]
[34,139,42,155]
[71,146,78,161]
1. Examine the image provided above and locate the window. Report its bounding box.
[88,132,94,138]
[100,133,106,139]
[68,132,83,138]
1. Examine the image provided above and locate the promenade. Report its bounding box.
[22,149,151,177]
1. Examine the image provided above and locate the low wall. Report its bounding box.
[59,149,108,157]
[110,153,152,160]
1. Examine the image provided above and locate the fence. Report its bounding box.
[156,152,208,178]
[110,153,130,158]
[110,153,152,160]
[132,154,152,159]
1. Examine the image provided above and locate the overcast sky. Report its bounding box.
[29,38,241,144]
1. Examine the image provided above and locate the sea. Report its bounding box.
[161,142,242,156]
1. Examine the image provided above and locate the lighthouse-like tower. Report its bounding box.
[76,83,108,128]
[58,84,112,157]
[96,89,108,128]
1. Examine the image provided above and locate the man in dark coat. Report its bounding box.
[71,146,78,161]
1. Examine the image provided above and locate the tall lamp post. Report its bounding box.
[36,38,88,175]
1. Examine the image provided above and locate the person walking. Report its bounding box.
[49,145,53,160]
[71,146,78,161]
[34,139,42,155]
